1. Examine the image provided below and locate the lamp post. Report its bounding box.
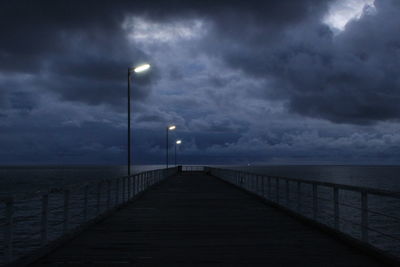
[127,63,150,176]
[166,125,176,169]
[175,140,182,166]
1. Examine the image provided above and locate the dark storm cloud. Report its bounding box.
[0,0,331,110]
[208,0,400,125]
[2,0,400,165]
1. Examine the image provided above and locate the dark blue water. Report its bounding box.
[0,165,163,196]
[1,165,399,196]
[227,165,400,191]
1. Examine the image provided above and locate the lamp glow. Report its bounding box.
[134,63,151,73]
[176,140,182,145]
[168,125,176,130]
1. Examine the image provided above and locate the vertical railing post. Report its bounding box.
[247,173,254,192]
[84,185,88,222]
[107,180,111,210]
[148,172,151,187]
[133,175,137,195]
[122,177,126,203]
[63,189,70,234]
[286,179,289,206]
[4,197,14,263]
[149,172,151,186]
[334,187,339,230]
[96,182,101,214]
[297,181,301,212]
[268,177,271,199]
[312,184,317,220]
[256,175,260,195]
[128,176,131,200]
[41,194,49,246]
[248,174,251,191]
[261,176,265,197]
[116,178,120,205]
[138,174,141,192]
[361,191,369,243]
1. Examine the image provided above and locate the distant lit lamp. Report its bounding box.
[166,125,176,169]
[175,140,182,166]
[127,63,151,176]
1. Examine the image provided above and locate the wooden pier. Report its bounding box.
[27,171,389,266]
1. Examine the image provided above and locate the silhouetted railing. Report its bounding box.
[182,166,204,172]
[208,167,400,259]
[0,167,178,265]
[2,166,399,264]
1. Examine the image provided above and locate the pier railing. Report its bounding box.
[182,166,204,172]
[208,167,400,259]
[0,167,178,265]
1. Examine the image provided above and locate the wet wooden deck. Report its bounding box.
[30,172,388,266]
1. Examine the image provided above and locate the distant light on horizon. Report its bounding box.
[134,63,151,73]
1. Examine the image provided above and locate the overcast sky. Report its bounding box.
[1,0,399,165]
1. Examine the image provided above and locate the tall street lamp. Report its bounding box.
[175,139,182,166]
[166,125,176,169]
[127,63,151,176]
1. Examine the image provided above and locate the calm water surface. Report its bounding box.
[1,165,399,196]
[228,165,400,191]
[0,165,163,195]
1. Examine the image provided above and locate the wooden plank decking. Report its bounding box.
[30,172,387,266]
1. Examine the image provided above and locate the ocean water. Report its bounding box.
[1,165,399,196]
[0,165,164,196]
[227,165,400,191]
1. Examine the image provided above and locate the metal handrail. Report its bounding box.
[207,167,400,259]
[182,166,204,172]
[226,171,400,198]
[0,167,179,265]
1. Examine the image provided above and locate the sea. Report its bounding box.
[1,164,400,195]
[0,165,161,196]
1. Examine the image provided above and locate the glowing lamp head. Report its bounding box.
[133,63,151,73]
[168,125,176,131]
[176,140,182,145]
